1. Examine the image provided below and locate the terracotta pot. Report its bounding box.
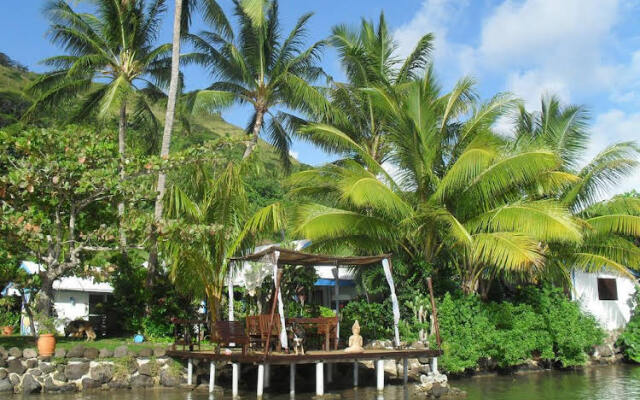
[1,326,14,336]
[37,333,56,356]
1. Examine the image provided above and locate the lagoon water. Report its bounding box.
[15,365,640,399]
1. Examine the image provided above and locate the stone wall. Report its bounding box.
[0,344,185,394]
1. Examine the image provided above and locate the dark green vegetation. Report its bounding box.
[1,0,639,376]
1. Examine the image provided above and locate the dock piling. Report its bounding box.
[209,361,215,393]
[232,363,239,397]
[289,363,296,396]
[403,358,408,385]
[431,357,438,373]
[316,362,324,396]
[376,359,384,391]
[353,361,359,387]
[187,358,193,385]
[264,363,271,388]
[257,364,265,398]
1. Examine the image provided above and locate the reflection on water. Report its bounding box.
[16,365,640,400]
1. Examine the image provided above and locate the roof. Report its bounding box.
[16,261,113,294]
[230,246,390,266]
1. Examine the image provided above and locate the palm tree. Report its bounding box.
[515,96,640,282]
[295,14,434,166]
[184,0,331,168]
[28,0,171,252]
[289,73,582,294]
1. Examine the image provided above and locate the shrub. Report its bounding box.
[617,290,640,362]
[340,298,392,340]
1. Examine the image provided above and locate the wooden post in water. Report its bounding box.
[209,361,215,393]
[187,358,193,385]
[257,364,265,398]
[353,361,359,387]
[290,363,296,396]
[376,359,384,391]
[316,362,324,395]
[232,363,239,397]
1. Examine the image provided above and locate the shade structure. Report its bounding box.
[230,246,391,267]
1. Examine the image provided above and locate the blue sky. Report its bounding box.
[2,0,640,194]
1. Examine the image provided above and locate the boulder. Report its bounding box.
[8,347,21,358]
[153,347,167,357]
[411,341,426,349]
[383,359,398,377]
[23,348,37,359]
[159,368,183,387]
[0,368,6,380]
[0,348,7,361]
[52,370,67,382]
[131,374,154,387]
[0,359,5,368]
[138,362,158,377]
[28,368,42,376]
[0,378,12,393]
[43,377,76,393]
[99,348,114,359]
[39,362,54,374]
[108,379,131,389]
[65,362,90,380]
[83,348,99,360]
[81,377,101,390]
[431,382,449,397]
[138,347,153,358]
[90,363,113,383]
[7,358,25,374]
[22,373,42,394]
[113,345,128,359]
[67,345,86,359]
[54,348,67,358]
[25,358,38,368]
[595,344,614,358]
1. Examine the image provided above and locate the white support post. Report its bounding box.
[209,361,215,393]
[382,258,401,347]
[187,358,193,385]
[403,358,408,385]
[431,357,438,374]
[353,361,359,387]
[257,364,265,398]
[264,363,271,388]
[376,359,384,392]
[333,267,340,344]
[232,363,239,397]
[316,362,324,396]
[289,363,296,397]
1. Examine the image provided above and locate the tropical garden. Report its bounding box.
[1,0,640,374]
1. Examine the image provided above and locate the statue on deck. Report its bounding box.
[344,320,364,353]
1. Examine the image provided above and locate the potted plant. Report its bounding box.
[35,313,58,356]
[0,311,19,335]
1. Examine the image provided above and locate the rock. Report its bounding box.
[113,345,128,358]
[383,359,398,377]
[0,359,5,368]
[23,348,37,359]
[0,368,6,380]
[83,348,99,360]
[99,348,113,359]
[108,379,130,389]
[595,344,614,358]
[90,364,113,383]
[138,362,157,377]
[8,373,20,387]
[65,362,90,380]
[7,358,25,374]
[81,377,101,389]
[26,358,38,368]
[159,368,182,387]
[153,347,166,357]
[8,347,21,358]
[55,348,67,358]
[67,345,86,358]
[131,374,154,387]
[447,387,468,398]
[22,373,42,394]
[138,347,153,358]
[0,378,12,392]
[419,357,431,364]
[412,341,426,349]
[39,362,54,374]
[43,377,76,393]
[52,370,66,382]
[28,368,42,376]
[431,382,450,397]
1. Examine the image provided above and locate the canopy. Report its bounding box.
[230,246,391,266]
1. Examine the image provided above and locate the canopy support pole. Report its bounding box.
[382,258,401,347]
[332,266,340,347]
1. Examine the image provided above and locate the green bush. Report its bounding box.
[437,286,604,373]
[340,299,392,340]
[617,290,640,362]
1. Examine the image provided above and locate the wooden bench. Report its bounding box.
[246,315,282,352]
[213,321,250,355]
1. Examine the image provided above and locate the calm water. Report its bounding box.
[17,365,640,399]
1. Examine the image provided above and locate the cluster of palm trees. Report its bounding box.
[28,0,640,307]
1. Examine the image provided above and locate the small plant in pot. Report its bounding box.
[0,311,19,336]
[35,313,58,356]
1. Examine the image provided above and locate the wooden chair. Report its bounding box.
[246,316,262,349]
[213,321,249,355]
[257,314,282,352]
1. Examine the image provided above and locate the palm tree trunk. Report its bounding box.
[242,108,264,159]
[118,101,128,253]
[146,0,183,291]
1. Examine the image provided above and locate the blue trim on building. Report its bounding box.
[314,279,356,287]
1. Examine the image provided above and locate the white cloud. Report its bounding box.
[289,150,299,160]
[505,69,571,109]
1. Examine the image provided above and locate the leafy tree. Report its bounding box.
[185,0,331,167]
[28,0,172,251]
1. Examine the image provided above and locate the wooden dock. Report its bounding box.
[167,348,442,397]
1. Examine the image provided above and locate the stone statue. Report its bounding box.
[344,320,364,353]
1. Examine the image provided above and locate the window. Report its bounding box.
[597,278,618,301]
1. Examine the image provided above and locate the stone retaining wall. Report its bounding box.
[0,345,185,394]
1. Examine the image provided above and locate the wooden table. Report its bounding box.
[286,316,338,350]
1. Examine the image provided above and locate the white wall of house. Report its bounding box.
[54,290,90,324]
[572,270,637,330]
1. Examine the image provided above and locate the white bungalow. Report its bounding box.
[571,269,638,331]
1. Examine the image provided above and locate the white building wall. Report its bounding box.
[53,290,90,333]
[572,270,636,331]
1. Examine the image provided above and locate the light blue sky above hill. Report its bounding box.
[2,0,639,195]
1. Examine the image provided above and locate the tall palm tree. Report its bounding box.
[28,0,171,251]
[515,96,640,282]
[184,0,331,168]
[289,73,582,294]
[300,13,434,164]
